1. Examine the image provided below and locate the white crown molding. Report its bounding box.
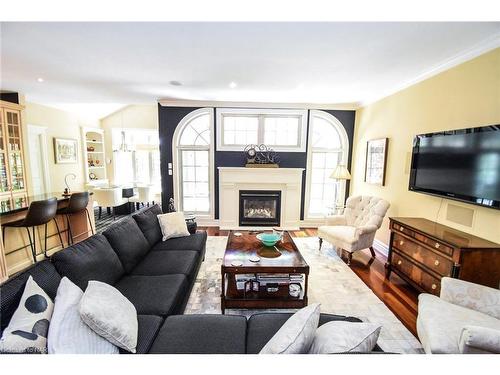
[359,32,500,108]
[157,99,360,110]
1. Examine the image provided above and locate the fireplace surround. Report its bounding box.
[239,190,281,227]
[218,167,304,230]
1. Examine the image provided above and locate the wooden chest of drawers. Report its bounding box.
[386,217,500,295]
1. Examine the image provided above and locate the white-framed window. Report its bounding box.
[216,108,308,152]
[112,128,160,191]
[173,108,214,216]
[305,110,349,218]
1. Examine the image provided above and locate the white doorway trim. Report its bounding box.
[27,125,51,195]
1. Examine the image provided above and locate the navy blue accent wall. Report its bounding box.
[323,109,356,203]
[158,105,355,219]
[158,105,201,209]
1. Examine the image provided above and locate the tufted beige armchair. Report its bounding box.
[318,195,390,265]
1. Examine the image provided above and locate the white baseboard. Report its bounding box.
[372,238,389,257]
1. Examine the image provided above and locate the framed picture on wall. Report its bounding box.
[365,138,388,186]
[53,137,78,164]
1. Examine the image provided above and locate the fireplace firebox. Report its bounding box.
[239,190,281,227]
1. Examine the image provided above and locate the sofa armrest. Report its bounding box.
[355,224,378,237]
[459,326,500,354]
[440,277,500,319]
[325,215,347,226]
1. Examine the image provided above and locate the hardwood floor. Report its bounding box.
[199,226,420,337]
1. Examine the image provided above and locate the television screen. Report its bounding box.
[409,125,500,209]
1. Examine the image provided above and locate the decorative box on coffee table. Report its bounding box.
[221,231,309,313]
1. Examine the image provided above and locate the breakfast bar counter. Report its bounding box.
[0,192,95,282]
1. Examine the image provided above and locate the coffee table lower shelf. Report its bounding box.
[221,297,308,313]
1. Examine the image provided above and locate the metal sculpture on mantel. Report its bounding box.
[244,144,280,168]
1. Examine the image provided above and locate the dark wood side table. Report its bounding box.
[386,217,500,295]
[221,231,309,313]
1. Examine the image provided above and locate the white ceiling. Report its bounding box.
[1,22,499,115]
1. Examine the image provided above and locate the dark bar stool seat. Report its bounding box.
[57,192,94,246]
[2,197,64,263]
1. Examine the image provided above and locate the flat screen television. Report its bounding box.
[409,124,500,210]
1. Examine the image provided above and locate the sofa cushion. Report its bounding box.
[246,312,363,354]
[52,234,125,291]
[130,250,199,279]
[132,204,163,246]
[417,293,500,354]
[114,275,188,316]
[103,217,151,273]
[151,231,207,253]
[149,314,247,354]
[119,315,164,354]
[1,260,60,334]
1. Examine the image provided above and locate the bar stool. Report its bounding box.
[2,197,64,263]
[57,192,94,246]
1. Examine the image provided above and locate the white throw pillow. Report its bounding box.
[47,277,119,354]
[79,281,138,353]
[157,211,190,241]
[260,303,321,354]
[308,321,381,354]
[0,276,54,354]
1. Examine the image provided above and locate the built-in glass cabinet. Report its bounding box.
[0,101,28,213]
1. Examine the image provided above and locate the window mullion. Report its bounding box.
[258,115,264,145]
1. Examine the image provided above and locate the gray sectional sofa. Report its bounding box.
[0,204,378,354]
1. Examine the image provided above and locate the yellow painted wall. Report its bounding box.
[23,101,99,194]
[351,48,500,246]
[99,104,158,184]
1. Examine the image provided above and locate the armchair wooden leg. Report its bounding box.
[369,246,376,258]
[318,237,323,250]
[347,251,353,266]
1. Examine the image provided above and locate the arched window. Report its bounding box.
[173,108,214,215]
[305,110,349,217]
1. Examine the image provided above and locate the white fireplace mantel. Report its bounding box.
[218,167,304,230]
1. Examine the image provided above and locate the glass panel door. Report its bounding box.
[0,109,9,193]
[0,195,12,213]
[5,110,26,192]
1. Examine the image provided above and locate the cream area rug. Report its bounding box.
[184,236,424,354]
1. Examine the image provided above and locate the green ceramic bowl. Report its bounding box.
[256,233,281,247]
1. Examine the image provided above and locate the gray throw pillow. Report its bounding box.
[79,281,138,353]
[0,276,54,354]
[48,277,119,354]
[260,303,321,354]
[308,321,381,353]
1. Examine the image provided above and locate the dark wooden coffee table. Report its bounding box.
[221,230,309,313]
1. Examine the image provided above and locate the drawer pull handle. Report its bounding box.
[434,260,440,266]
[431,284,437,290]
[399,240,404,246]
[435,243,440,249]
[397,260,402,265]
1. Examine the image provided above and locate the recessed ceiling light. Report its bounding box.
[37,78,44,83]
[229,82,237,89]
[169,80,182,86]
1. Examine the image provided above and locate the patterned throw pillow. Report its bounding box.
[0,276,54,353]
